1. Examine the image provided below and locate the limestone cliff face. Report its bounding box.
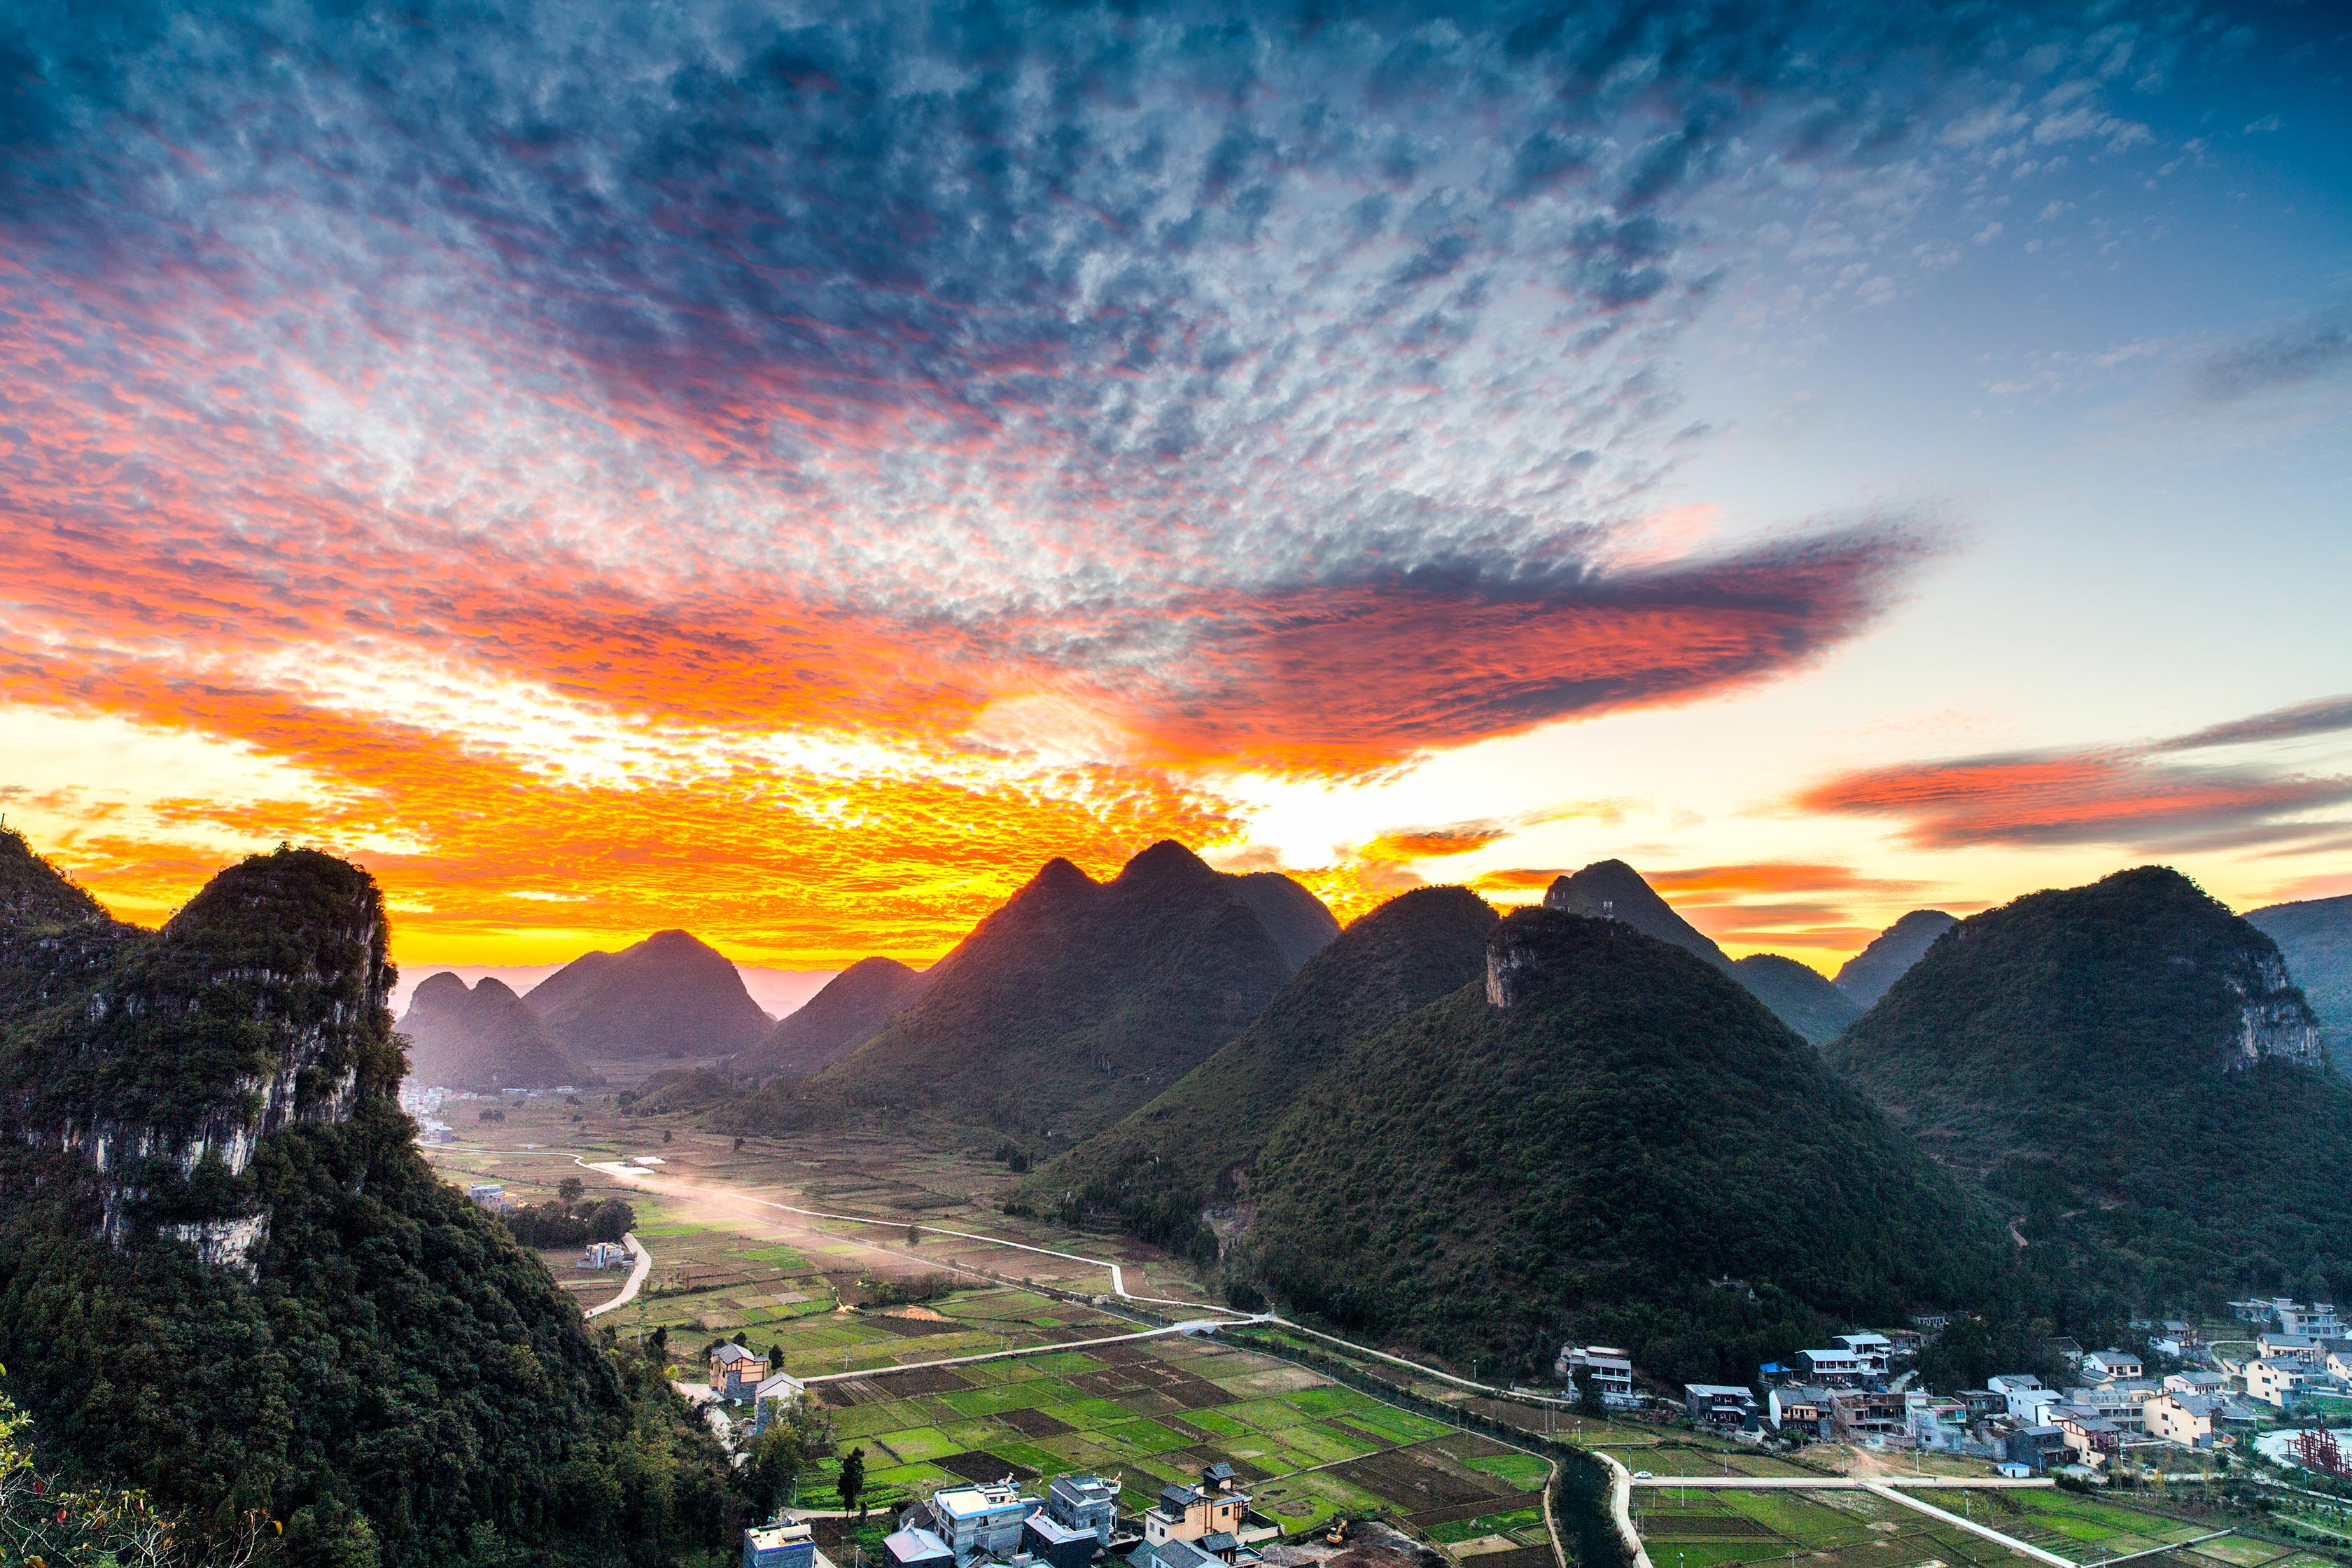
[0,839,397,1275]
[2223,947,2326,1072]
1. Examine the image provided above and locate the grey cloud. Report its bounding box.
[2195,310,2352,402]
[2161,694,2352,753]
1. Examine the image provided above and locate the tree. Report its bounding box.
[1575,1365,1605,1419]
[836,1447,866,1518]
[662,1128,673,1144]
[558,1177,585,1206]
[745,1394,834,1518]
[906,1225,922,1247]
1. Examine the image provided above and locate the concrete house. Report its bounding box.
[1685,1385,1759,1427]
[1557,1345,1637,1407]
[1144,1467,1250,1548]
[1044,1475,1119,1546]
[2005,1425,2068,1474]
[883,1527,954,1568]
[2144,1392,2222,1450]
[920,1483,1040,1564]
[1797,1348,1864,1385]
[2246,1358,2306,1409]
[2259,1332,2319,1365]
[745,1522,825,1568]
[1905,1393,1969,1452]
[1767,1385,1832,1436]
[2166,1371,2230,1398]
[2054,1410,2120,1469]
[709,1343,769,1401]
[1020,1513,1098,1568]
[1835,1334,1895,1376]
[1988,1374,2059,1422]
[2082,1350,2143,1382]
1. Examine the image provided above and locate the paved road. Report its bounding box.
[584,1232,650,1318]
[1864,1480,2073,1567]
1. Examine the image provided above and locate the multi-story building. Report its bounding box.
[1144,1466,1250,1549]
[709,1343,769,1401]
[1797,1348,1864,1385]
[2144,1392,2223,1450]
[1767,1385,1832,1437]
[1905,1393,1969,1453]
[2005,1425,2068,1474]
[1685,1385,1758,1427]
[2259,1332,2319,1365]
[1835,1334,1895,1376]
[1044,1475,1119,1546]
[1988,1374,2058,1422]
[745,1522,822,1568]
[1556,1345,1637,1407]
[2246,1358,2306,1409]
[920,1483,1041,1564]
[2081,1350,2143,1382]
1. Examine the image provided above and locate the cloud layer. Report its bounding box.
[0,0,2235,953]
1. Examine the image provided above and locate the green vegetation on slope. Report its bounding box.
[2248,892,2352,1074]
[1833,910,1957,1009]
[746,842,1301,1142]
[526,928,771,1063]
[1832,866,2352,1308]
[1729,953,1860,1046]
[400,972,590,1091]
[0,840,741,1568]
[729,956,926,1083]
[1014,886,1497,1256]
[1240,907,2005,1382]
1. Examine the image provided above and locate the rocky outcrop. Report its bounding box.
[0,844,398,1275]
[2223,948,2326,1072]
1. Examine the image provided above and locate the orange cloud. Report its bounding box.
[1797,750,2352,850]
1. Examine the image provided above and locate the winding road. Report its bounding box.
[584,1231,650,1318]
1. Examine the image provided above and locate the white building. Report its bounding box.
[2082,1350,2143,1382]
[1835,1334,1895,1376]
[1797,1348,1864,1384]
[1556,1345,1637,1406]
[1988,1374,2059,1422]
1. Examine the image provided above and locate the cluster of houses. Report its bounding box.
[862,1466,1276,1568]
[1656,1300,2352,1476]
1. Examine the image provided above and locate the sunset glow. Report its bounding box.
[3,3,2346,972]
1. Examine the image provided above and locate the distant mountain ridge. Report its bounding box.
[1732,952,1862,1044]
[526,928,771,1063]
[1832,866,2348,1298]
[2247,892,2352,1073]
[729,956,927,1082]
[1835,909,1959,1007]
[743,843,1330,1141]
[399,972,590,1091]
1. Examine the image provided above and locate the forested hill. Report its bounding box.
[1239,906,2006,1382]
[526,927,771,1064]
[1833,867,2350,1304]
[0,831,738,1567]
[1014,886,1498,1254]
[1834,909,1958,1008]
[741,842,1316,1142]
[729,955,927,1083]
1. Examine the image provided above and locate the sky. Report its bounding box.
[1,0,2347,976]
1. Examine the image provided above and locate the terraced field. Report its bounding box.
[791,1333,1548,1541]
[1632,1485,2319,1568]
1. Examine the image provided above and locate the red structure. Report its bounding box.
[2292,1428,2351,1479]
